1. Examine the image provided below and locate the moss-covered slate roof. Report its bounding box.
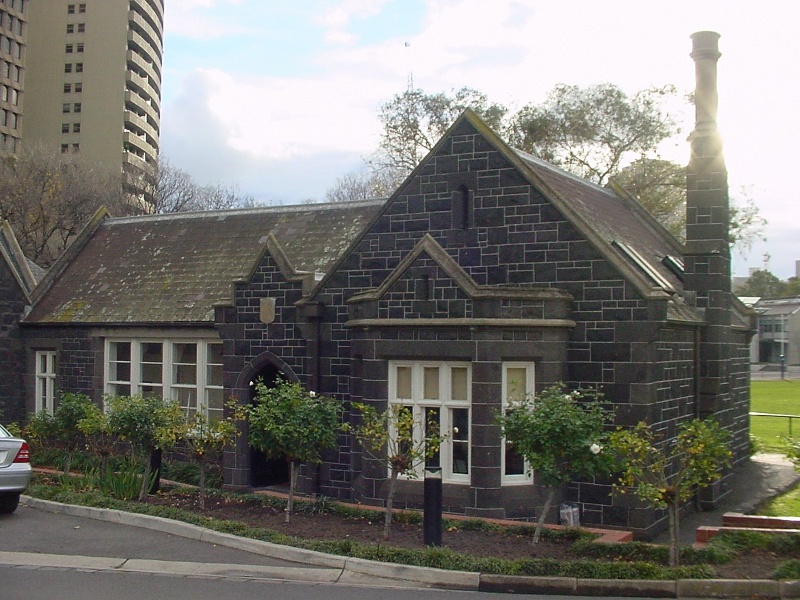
[25,201,383,325]
[514,150,685,295]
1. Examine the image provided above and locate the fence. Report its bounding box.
[750,412,800,438]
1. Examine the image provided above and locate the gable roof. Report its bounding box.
[24,201,383,325]
[307,110,692,318]
[0,220,43,300]
[515,149,685,296]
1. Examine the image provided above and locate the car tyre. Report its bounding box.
[0,492,21,514]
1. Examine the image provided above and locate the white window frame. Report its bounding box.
[35,351,56,414]
[104,338,223,419]
[388,361,471,484]
[501,362,535,485]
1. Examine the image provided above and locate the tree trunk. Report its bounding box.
[138,459,152,502]
[384,467,399,540]
[99,454,109,486]
[668,501,680,567]
[198,460,206,510]
[286,460,297,523]
[533,487,557,545]
[63,451,72,477]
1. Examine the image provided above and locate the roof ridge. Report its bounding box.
[108,199,388,225]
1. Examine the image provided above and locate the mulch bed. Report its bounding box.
[145,490,793,579]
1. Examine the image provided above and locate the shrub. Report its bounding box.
[773,559,800,580]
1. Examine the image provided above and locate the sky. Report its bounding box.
[159,0,800,280]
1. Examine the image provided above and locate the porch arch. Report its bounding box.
[226,351,299,490]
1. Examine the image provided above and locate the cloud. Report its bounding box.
[164,0,253,39]
[160,68,378,202]
[160,0,800,276]
[315,0,391,46]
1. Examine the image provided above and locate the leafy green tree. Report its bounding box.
[106,395,185,501]
[247,379,343,522]
[24,410,58,454]
[784,278,800,297]
[738,268,786,298]
[497,385,613,544]
[612,158,687,239]
[25,394,95,476]
[350,402,442,539]
[78,402,118,484]
[608,419,732,566]
[170,404,241,509]
[53,393,96,475]
[508,84,679,185]
[356,82,764,254]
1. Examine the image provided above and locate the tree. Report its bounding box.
[25,393,95,476]
[497,385,613,544]
[613,164,766,252]
[325,165,403,203]
[729,188,767,254]
[246,379,343,522]
[0,147,131,266]
[737,268,786,298]
[612,158,687,239]
[608,419,732,567]
[131,157,253,214]
[170,405,241,509]
[106,395,185,501]
[78,403,118,485]
[508,84,679,186]
[354,82,764,254]
[50,393,95,476]
[350,402,442,539]
[375,87,507,173]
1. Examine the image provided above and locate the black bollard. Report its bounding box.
[423,466,442,546]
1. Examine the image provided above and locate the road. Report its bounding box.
[4,502,632,600]
[1,502,661,599]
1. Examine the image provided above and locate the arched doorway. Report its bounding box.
[248,363,291,488]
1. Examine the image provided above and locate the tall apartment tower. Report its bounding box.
[0,0,27,155]
[22,0,163,177]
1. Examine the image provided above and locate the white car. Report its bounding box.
[0,423,32,514]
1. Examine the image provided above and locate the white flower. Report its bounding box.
[309,391,316,398]
[590,443,602,455]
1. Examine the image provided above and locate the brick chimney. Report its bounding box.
[684,31,732,418]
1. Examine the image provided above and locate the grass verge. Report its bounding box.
[751,380,800,452]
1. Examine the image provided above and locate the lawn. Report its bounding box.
[750,380,800,452]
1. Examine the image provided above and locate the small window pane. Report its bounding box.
[175,364,196,385]
[109,384,131,397]
[396,366,411,399]
[424,407,440,469]
[506,367,528,403]
[174,343,196,364]
[423,367,439,400]
[451,367,468,401]
[206,388,224,420]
